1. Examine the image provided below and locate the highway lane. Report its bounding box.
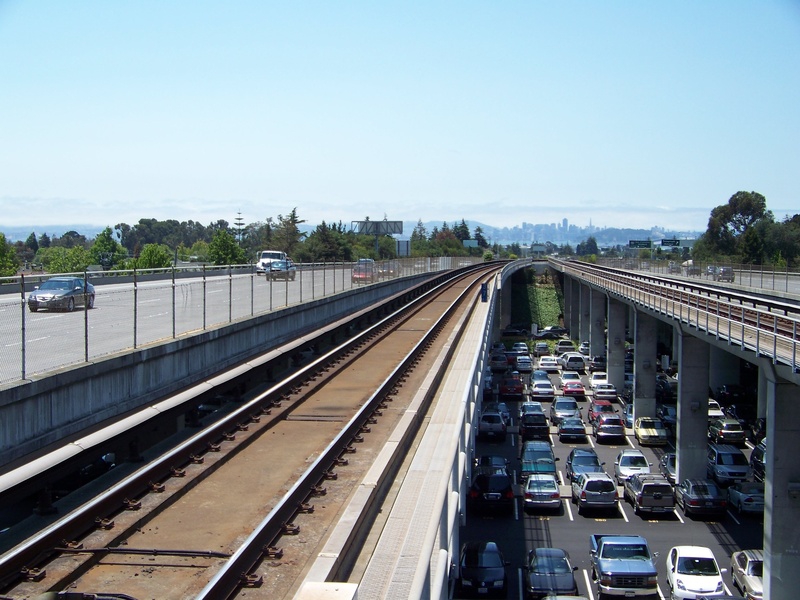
[0,268,365,383]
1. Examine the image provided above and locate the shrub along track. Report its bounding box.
[4,267,497,600]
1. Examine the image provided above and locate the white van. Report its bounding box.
[256,250,288,275]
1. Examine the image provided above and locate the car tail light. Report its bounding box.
[581,491,587,500]
[636,494,643,505]
[720,500,727,507]
[524,492,533,500]
[469,490,479,499]
[550,492,560,499]
[505,489,515,499]
[688,499,700,506]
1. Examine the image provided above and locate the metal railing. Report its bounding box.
[0,257,479,385]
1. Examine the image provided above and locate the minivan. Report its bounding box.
[707,444,751,485]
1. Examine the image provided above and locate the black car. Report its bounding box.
[519,412,549,441]
[524,547,579,599]
[467,468,515,513]
[27,276,96,312]
[750,441,766,482]
[724,403,757,429]
[558,417,588,443]
[457,541,509,597]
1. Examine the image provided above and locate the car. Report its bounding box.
[467,467,515,513]
[706,265,720,279]
[587,399,615,424]
[561,381,586,400]
[484,401,511,425]
[559,371,581,388]
[666,546,726,600]
[524,547,579,599]
[558,353,585,371]
[570,472,618,514]
[474,454,510,474]
[503,322,530,337]
[724,403,757,429]
[750,439,766,482]
[613,449,650,484]
[668,261,681,274]
[730,549,763,600]
[267,258,297,280]
[675,479,727,516]
[565,448,604,482]
[657,404,678,433]
[27,276,96,312]
[376,259,401,278]
[623,473,675,516]
[535,326,569,339]
[707,444,750,485]
[520,440,559,480]
[457,541,509,597]
[555,339,576,354]
[520,412,550,441]
[538,357,560,373]
[707,400,725,421]
[530,381,555,402]
[633,417,668,446]
[726,481,764,514]
[593,383,618,402]
[717,266,735,282]
[533,342,550,357]
[659,452,677,485]
[588,355,606,372]
[588,372,607,390]
[515,355,534,373]
[499,376,524,398]
[655,376,677,403]
[550,398,580,426]
[255,249,288,275]
[708,418,745,445]
[511,342,529,352]
[592,413,626,443]
[558,417,587,443]
[523,474,562,512]
[578,341,590,356]
[532,369,550,381]
[478,411,507,441]
[489,353,510,373]
[519,401,545,419]
[351,258,377,283]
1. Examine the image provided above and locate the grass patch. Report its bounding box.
[508,269,564,330]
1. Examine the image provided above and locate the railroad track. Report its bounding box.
[1,266,498,599]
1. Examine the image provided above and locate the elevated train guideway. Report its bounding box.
[551,257,800,599]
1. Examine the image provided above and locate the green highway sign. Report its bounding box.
[661,239,680,246]
[628,240,652,249]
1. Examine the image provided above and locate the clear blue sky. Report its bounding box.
[1,1,798,235]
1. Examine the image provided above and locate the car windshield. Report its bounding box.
[527,479,557,491]
[748,560,763,576]
[606,544,650,560]
[691,483,719,495]
[622,455,648,467]
[530,554,571,574]
[737,483,763,494]
[561,418,582,427]
[556,400,578,411]
[463,549,503,568]
[718,453,748,466]
[677,557,719,575]
[40,279,75,290]
[573,455,600,465]
[639,419,660,428]
[585,480,615,492]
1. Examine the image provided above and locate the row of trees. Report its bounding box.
[0,212,494,277]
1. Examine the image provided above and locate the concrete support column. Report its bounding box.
[579,284,590,344]
[675,331,710,482]
[590,289,606,357]
[764,379,800,599]
[606,299,626,392]
[633,311,657,418]
[757,365,768,419]
[563,277,573,334]
[569,280,580,341]
[709,346,740,400]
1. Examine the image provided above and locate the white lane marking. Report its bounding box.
[582,569,595,600]
[617,499,629,523]
[565,497,575,522]
[727,509,741,525]
[673,508,685,524]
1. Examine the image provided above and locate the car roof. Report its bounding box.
[671,545,716,558]
[580,471,613,480]
[618,448,645,456]
[734,548,764,561]
[569,448,598,457]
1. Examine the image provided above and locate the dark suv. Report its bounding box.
[519,412,549,441]
[717,266,735,282]
[750,440,766,482]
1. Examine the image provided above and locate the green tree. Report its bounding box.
[130,244,173,269]
[705,191,772,257]
[90,227,126,269]
[272,208,306,257]
[25,232,39,254]
[0,233,19,276]
[38,246,92,273]
[473,226,489,248]
[208,230,247,265]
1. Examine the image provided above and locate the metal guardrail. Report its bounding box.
[557,260,800,374]
[0,257,479,385]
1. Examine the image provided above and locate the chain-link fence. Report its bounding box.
[0,257,478,385]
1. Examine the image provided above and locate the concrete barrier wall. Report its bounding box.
[0,275,433,468]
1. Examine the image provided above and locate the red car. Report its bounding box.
[588,399,615,424]
[500,377,524,397]
[562,381,586,399]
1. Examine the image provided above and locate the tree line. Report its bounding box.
[0,211,495,276]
